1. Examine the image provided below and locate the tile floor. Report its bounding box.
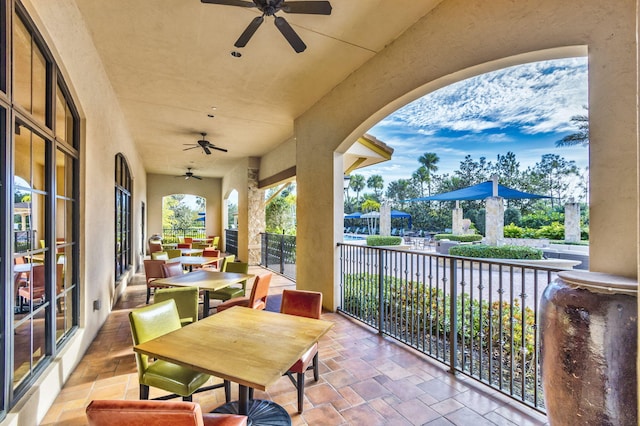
[41,266,548,425]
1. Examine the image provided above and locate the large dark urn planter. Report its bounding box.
[540,271,637,425]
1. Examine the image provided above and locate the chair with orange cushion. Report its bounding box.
[162,261,185,277]
[215,273,272,313]
[143,259,168,304]
[202,248,220,270]
[183,237,193,244]
[280,289,323,413]
[18,264,64,311]
[149,242,164,254]
[177,243,192,249]
[86,400,247,426]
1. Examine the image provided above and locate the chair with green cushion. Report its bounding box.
[192,242,210,250]
[154,286,200,326]
[151,251,169,260]
[212,236,220,250]
[166,249,182,259]
[218,255,235,272]
[129,300,230,402]
[206,262,249,314]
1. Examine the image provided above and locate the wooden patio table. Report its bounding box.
[134,306,333,424]
[167,255,220,272]
[152,269,253,317]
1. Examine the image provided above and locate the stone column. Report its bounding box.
[380,203,391,236]
[452,201,463,235]
[484,196,504,246]
[564,201,581,243]
[247,166,265,265]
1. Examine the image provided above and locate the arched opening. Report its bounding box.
[346,57,589,246]
[161,194,207,242]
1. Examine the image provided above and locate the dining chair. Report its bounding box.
[192,242,210,250]
[18,264,64,311]
[148,242,164,254]
[280,289,324,413]
[205,262,248,315]
[183,237,193,244]
[151,251,169,260]
[202,248,220,270]
[216,272,272,313]
[166,249,182,259]
[177,243,192,249]
[218,255,235,273]
[212,236,220,250]
[162,262,184,277]
[128,299,230,402]
[154,286,199,326]
[86,400,247,426]
[143,259,168,304]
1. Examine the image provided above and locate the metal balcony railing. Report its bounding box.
[337,242,564,414]
[259,233,296,281]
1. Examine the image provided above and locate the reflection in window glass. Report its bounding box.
[32,44,46,123]
[31,134,46,192]
[12,15,31,112]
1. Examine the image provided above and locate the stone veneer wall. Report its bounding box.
[247,167,265,265]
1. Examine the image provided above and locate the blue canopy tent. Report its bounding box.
[406,181,550,201]
[390,210,412,229]
[344,211,362,219]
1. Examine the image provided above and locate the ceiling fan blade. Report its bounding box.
[281,1,332,15]
[183,146,199,151]
[212,146,228,152]
[203,146,212,155]
[193,176,203,180]
[274,16,306,53]
[200,0,256,7]
[235,16,264,48]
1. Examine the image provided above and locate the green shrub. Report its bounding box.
[535,221,564,240]
[449,244,543,260]
[434,234,483,242]
[503,223,523,238]
[341,272,537,365]
[366,236,402,246]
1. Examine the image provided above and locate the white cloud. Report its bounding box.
[380,58,587,135]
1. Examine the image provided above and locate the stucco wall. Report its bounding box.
[296,0,639,309]
[14,0,148,423]
[146,174,223,244]
[222,158,252,262]
[259,136,296,182]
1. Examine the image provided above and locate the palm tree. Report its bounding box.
[556,112,589,147]
[412,166,429,197]
[349,174,366,204]
[366,174,384,199]
[418,152,440,196]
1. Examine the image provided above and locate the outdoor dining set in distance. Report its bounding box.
[85,238,333,425]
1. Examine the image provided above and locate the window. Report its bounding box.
[1,3,79,415]
[115,153,132,280]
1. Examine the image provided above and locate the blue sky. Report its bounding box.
[365,57,589,185]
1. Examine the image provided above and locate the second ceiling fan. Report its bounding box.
[200,0,332,53]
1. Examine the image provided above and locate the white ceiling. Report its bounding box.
[73,0,442,178]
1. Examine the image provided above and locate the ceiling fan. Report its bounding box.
[200,0,332,53]
[183,133,228,155]
[178,168,203,180]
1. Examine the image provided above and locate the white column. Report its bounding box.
[485,196,504,246]
[380,203,391,236]
[564,201,581,243]
[452,200,463,235]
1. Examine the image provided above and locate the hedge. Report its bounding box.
[434,233,483,242]
[449,244,543,260]
[366,236,402,246]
